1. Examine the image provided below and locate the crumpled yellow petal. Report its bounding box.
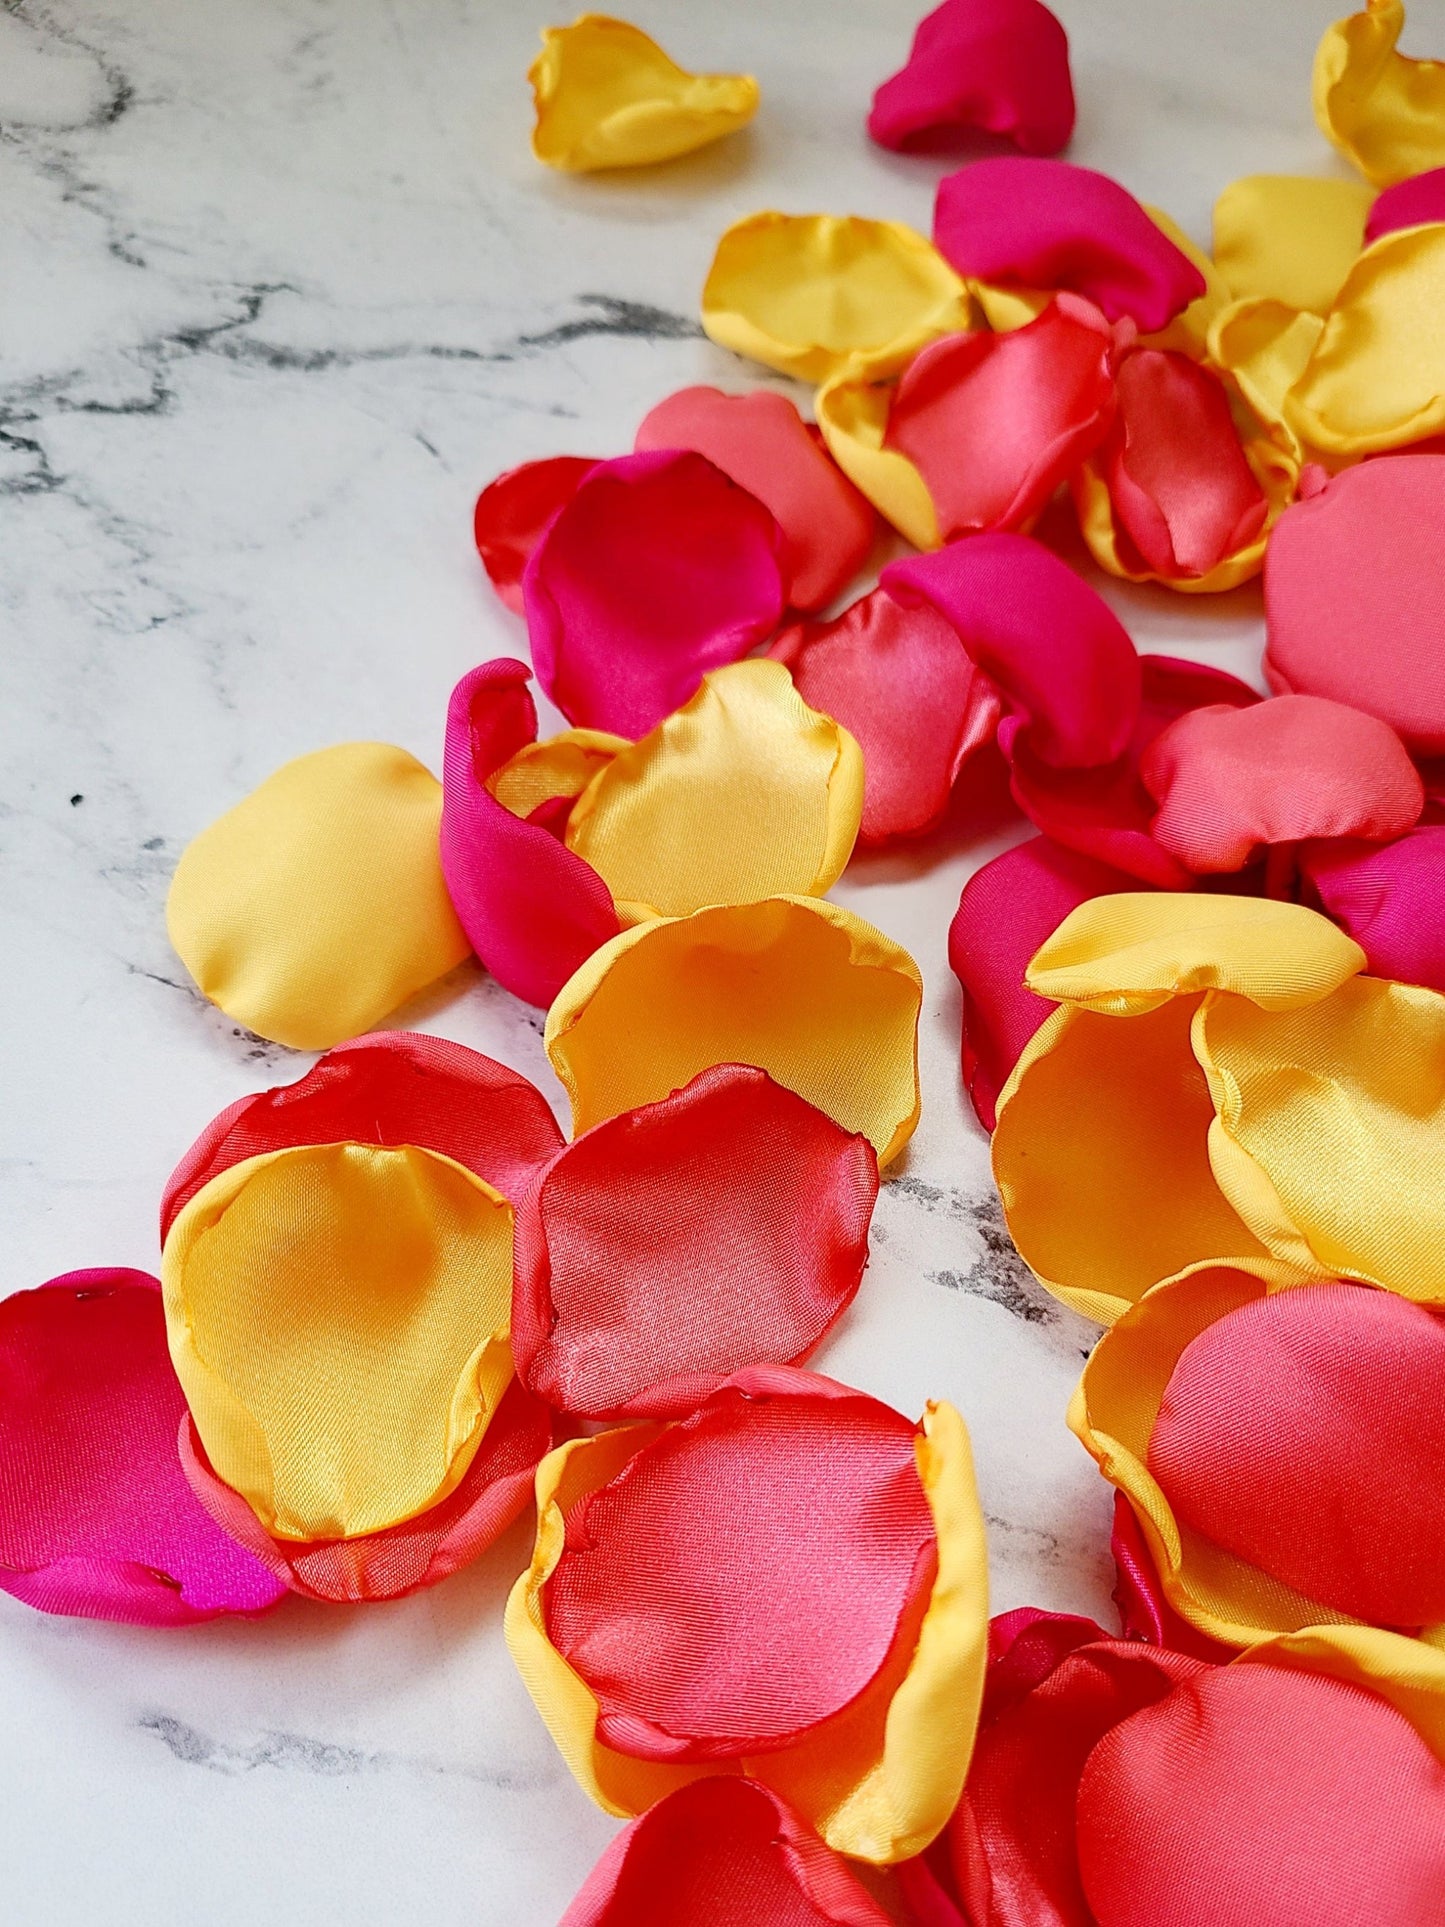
[1285,224,1445,455]
[487,727,628,820]
[1207,298,1327,461]
[545,896,922,1164]
[529,15,758,172]
[503,1400,987,1862]
[1313,0,1445,185]
[167,743,470,1051]
[162,1143,515,1541]
[565,660,862,923]
[701,212,973,383]
[815,369,942,550]
[1212,176,1375,315]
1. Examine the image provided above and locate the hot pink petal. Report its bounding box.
[634,388,874,612]
[473,455,599,613]
[868,0,1075,157]
[933,158,1206,332]
[1365,167,1445,245]
[0,1271,286,1625]
[522,449,787,736]
[1300,826,1445,995]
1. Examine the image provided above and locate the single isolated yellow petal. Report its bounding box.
[1207,298,1327,461]
[167,743,471,1052]
[162,1143,516,1541]
[1285,224,1445,455]
[1313,0,1445,185]
[1212,176,1375,315]
[529,15,758,172]
[486,727,628,821]
[545,895,923,1164]
[701,212,973,382]
[565,660,862,922]
[815,369,943,550]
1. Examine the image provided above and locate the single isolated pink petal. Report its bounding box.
[440,657,620,1008]
[884,295,1115,537]
[523,449,786,735]
[0,1270,286,1625]
[635,387,875,612]
[1300,826,1445,995]
[868,0,1075,157]
[933,157,1206,331]
[1143,693,1425,874]
[1365,166,1445,244]
[473,455,599,613]
[769,585,1001,842]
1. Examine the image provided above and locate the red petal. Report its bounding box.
[473,456,599,613]
[868,0,1075,157]
[1109,1496,1234,1663]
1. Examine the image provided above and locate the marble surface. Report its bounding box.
[0,0,1420,1919]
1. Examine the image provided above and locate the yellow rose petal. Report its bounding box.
[529,15,758,172]
[1212,176,1375,315]
[167,743,471,1052]
[1138,206,1233,358]
[1313,0,1445,186]
[815,368,942,550]
[487,727,628,821]
[545,896,922,1164]
[1207,298,1327,460]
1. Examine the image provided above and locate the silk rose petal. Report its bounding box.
[1211,175,1375,314]
[473,455,599,613]
[0,1271,285,1625]
[545,897,923,1165]
[1264,455,1445,756]
[1313,0,1445,186]
[634,388,874,611]
[506,1368,989,1863]
[701,212,973,383]
[167,743,471,1051]
[512,1065,878,1419]
[868,0,1074,156]
[1301,828,1445,994]
[560,1778,897,1927]
[1141,694,1425,875]
[1073,1266,1445,1646]
[1367,164,1445,240]
[523,449,786,736]
[770,587,1001,844]
[1204,298,1326,463]
[933,158,1206,331]
[528,16,758,172]
[564,660,863,920]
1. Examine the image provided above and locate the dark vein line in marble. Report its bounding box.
[138,1713,555,1791]
[516,294,704,348]
[889,1175,1059,1325]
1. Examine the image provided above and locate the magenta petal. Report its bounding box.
[868,0,1075,157]
[440,657,620,1008]
[522,449,787,736]
[473,456,600,614]
[1364,167,1445,245]
[1300,826,1445,995]
[933,157,1206,332]
[882,532,1141,768]
[0,1271,286,1625]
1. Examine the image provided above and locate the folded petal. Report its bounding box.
[701,212,973,382]
[1142,693,1424,874]
[167,744,471,1051]
[524,449,786,736]
[634,388,874,611]
[528,16,758,171]
[1205,298,1326,461]
[440,658,621,1008]
[179,1378,551,1604]
[1264,454,1445,755]
[770,587,1001,843]
[1313,0,1445,186]
[545,897,923,1165]
[564,660,863,920]
[1367,163,1445,240]
[933,158,1206,332]
[1211,175,1375,314]
[1300,828,1445,994]
[513,1065,877,1419]
[868,0,1074,156]
[474,455,599,613]
[815,367,945,549]
[162,1142,516,1541]
[0,1271,285,1625]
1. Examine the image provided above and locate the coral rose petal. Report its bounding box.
[868,0,1075,156]
[474,455,599,613]
[1313,0,1445,186]
[1212,175,1375,314]
[1367,164,1445,242]
[1301,828,1445,995]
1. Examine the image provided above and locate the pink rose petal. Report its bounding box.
[1300,826,1445,995]
[473,455,599,613]
[868,0,1075,157]
[1365,167,1445,245]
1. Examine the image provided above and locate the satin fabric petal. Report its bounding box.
[544,897,923,1166]
[701,212,973,383]
[511,1064,878,1419]
[160,1029,562,1241]
[769,588,1001,844]
[564,660,863,921]
[528,15,758,171]
[1300,828,1445,994]
[868,0,1074,156]
[933,158,1206,332]
[473,455,599,613]
[1263,454,1445,755]
[1211,175,1375,314]
[1313,0,1445,186]
[167,743,471,1052]
[1109,1492,1236,1662]
[524,450,786,736]
[487,727,626,823]
[1205,298,1326,463]
[0,1271,286,1626]
[162,1142,516,1541]
[440,658,621,1009]
[560,1778,897,1927]
[1367,163,1445,240]
[815,367,945,550]
[634,388,874,611]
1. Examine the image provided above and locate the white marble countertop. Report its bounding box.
[2,0,1426,1919]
